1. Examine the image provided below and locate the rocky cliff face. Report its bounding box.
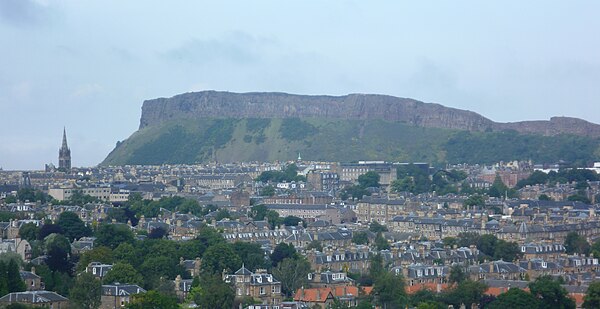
[139,91,600,137]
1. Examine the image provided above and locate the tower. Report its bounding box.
[58,127,71,171]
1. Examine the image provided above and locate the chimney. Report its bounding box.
[527,260,532,270]
[300,286,305,300]
[317,288,321,301]
[489,262,494,274]
[31,267,36,275]
[175,274,181,290]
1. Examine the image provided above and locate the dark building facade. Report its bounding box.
[59,128,71,170]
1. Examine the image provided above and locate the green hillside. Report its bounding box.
[101,118,600,166]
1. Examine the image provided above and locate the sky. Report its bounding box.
[1,1,599,170]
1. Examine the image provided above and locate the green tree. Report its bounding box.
[448,264,467,285]
[369,221,388,233]
[283,215,304,227]
[232,242,269,271]
[440,280,487,308]
[95,224,135,249]
[70,272,102,309]
[457,232,480,248]
[564,231,590,255]
[260,185,275,197]
[44,233,72,273]
[103,262,144,285]
[270,243,297,267]
[266,210,281,229]
[0,261,8,296]
[442,237,458,248]
[191,274,235,309]
[494,240,521,261]
[305,240,323,252]
[528,276,575,309]
[539,194,552,201]
[126,290,178,309]
[373,272,408,309]
[464,194,486,208]
[358,171,381,188]
[201,243,241,275]
[7,259,26,293]
[250,204,268,220]
[477,234,498,257]
[486,288,539,309]
[489,175,509,198]
[57,211,92,241]
[272,257,311,297]
[369,253,385,279]
[583,281,600,308]
[18,223,40,242]
[375,232,390,250]
[352,231,369,245]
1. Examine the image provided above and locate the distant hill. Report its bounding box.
[101,91,600,166]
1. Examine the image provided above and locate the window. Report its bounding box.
[260,287,265,295]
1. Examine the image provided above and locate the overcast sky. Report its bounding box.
[1,1,599,170]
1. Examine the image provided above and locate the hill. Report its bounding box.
[101,91,600,166]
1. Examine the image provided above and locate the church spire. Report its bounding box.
[62,127,69,149]
[59,127,71,171]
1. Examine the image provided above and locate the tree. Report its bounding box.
[201,243,241,275]
[232,242,269,271]
[270,243,297,267]
[38,223,63,240]
[272,257,311,296]
[7,259,26,293]
[375,232,389,250]
[57,211,92,241]
[583,281,600,308]
[305,240,323,252]
[487,288,539,309]
[564,231,590,255]
[44,233,72,273]
[369,254,385,279]
[539,194,552,201]
[126,290,178,309]
[373,272,407,309]
[147,227,168,239]
[266,210,281,230]
[457,232,480,248]
[191,274,234,309]
[464,194,486,208]
[18,223,40,242]
[95,224,134,249]
[358,171,380,188]
[477,234,498,257]
[440,280,487,308]
[70,272,102,309]
[0,261,8,296]
[494,240,521,261]
[352,231,369,245]
[369,221,388,233]
[260,185,275,197]
[528,275,575,309]
[77,246,114,272]
[448,264,467,285]
[283,215,304,227]
[103,262,144,286]
[250,204,268,220]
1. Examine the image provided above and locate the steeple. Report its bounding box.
[62,127,68,149]
[59,127,71,171]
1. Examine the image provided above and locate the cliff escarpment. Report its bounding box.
[138,91,600,137]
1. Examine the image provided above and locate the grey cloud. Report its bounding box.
[161,32,274,65]
[0,0,51,27]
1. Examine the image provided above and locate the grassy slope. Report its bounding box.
[101,118,600,166]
